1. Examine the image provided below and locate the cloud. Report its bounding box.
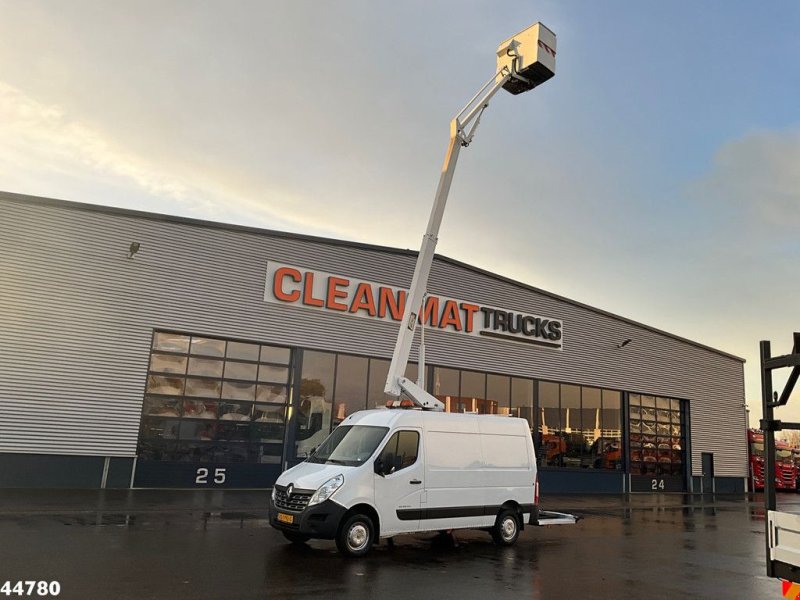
[682,128,800,415]
[0,80,376,240]
[691,127,800,235]
[0,81,193,202]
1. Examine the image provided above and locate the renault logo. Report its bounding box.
[286,484,294,498]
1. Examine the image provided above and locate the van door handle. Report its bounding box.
[410,479,422,485]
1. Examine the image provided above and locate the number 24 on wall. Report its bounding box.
[196,467,226,485]
[651,478,665,490]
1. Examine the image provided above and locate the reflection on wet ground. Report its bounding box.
[53,511,270,529]
[0,491,797,600]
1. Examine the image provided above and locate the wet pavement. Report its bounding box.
[0,490,795,599]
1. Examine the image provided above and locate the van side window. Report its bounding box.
[379,431,419,474]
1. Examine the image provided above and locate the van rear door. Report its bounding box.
[374,428,423,536]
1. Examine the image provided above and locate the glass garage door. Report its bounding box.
[628,394,687,492]
[134,331,292,488]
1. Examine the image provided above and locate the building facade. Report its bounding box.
[0,192,749,493]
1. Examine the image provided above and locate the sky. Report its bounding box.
[1,1,798,424]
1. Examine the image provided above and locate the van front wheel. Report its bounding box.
[491,509,520,546]
[336,514,375,557]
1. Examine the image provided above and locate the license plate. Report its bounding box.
[277,512,294,524]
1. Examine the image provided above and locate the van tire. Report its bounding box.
[336,514,375,557]
[282,531,310,544]
[491,509,520,546]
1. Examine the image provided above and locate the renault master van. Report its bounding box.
[269,408,541,556]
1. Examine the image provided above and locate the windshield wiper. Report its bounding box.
[325,458,346,465]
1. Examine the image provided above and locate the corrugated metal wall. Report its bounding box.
[0,193,747,476]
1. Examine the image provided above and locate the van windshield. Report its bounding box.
[307,425,389,467]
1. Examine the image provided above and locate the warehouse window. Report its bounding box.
[294,350,335,460]
[367,359,390,410]
[536,382,623,470]
[488,374,510,413]
[460,370,487,413]
[334,355,368,427]
[293,351,417,459]
[432,367,461,411]
[430,367,535,422]
[138,331,292,465]
[628,394,685,476]
[511,378,534,430]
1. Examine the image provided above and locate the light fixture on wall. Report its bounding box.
[617,338,632,349]
[128,242,141,259]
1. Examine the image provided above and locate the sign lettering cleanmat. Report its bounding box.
[264,261,562,349]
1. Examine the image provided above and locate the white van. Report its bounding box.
[269,408,562,556]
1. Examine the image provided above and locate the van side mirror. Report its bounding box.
[374,458,385,477]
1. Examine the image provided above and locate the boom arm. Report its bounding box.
[383,66,520,408]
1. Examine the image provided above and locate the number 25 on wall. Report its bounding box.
[196,467,227,485]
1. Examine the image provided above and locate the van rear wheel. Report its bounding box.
[491,509,520,546]
[336,514,375,557]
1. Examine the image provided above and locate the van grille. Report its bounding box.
[274,485,314,512]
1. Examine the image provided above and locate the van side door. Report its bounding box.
[373,428,423,536]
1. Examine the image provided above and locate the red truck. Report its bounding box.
[748,429,797,491]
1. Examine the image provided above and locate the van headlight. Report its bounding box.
[308,474,344,506]
[271,487,277,502]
